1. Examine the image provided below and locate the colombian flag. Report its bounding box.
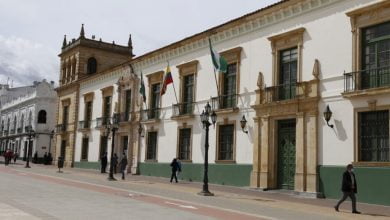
[160,65,173,96]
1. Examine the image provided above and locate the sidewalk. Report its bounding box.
[3,159,390,219]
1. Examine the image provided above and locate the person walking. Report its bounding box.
[119,153,128,180]
[43,152,48,165]
[335,164,361,214]
[101,152,108,173]
[112,153,118,174]
[170,158,180,183]
[13,152,18,164]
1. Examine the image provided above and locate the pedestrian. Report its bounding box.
[101,152,107,173]
[43,152,48,165]
[33,152,38,164]
[48,153,53,165]
[170,158,180,183]
[13,152,18,164]
[334,164,361,214]
[120,153,128,180]
[112,153,118,174]
[176,159,182,179]
[4,149,10,166]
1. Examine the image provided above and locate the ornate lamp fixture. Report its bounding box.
[240,115,248,134]
[323,105,334,128]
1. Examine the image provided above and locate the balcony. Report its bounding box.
[263,83,297,103]
[118,112,132,123]
[78,120,91,130]
[172,102,195,118]
[17,128,23,134]
[55,124,67,133]
[141,108,160,121]
[211,94,238,111]
[10,129,15,134]
[95,117,111,128]
[343,66,390,97]
[3,130,8,136]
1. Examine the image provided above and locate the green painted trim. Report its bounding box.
[74,161,100,170]
[319,165,390,206]
[139,162,252,187]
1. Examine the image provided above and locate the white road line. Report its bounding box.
[165,201,198,209]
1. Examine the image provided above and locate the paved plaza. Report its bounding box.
[0,159,389,220]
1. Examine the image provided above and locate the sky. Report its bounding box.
[0,0,279,87]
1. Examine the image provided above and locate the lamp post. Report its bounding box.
[198,102,216,196]
[108,113,119,181]
[49,130,54,155]
[25,126,35,168]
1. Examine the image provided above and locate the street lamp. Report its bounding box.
[25,126,35,168]
[323,105,334,128]
[198,102,216,196]
[108,113,119,181]
[240,115,248,134]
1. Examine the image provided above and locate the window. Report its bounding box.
[60,140,66,158]
[28,111,32,126]
[361,22,390,89]
[87,57,97,74]
[146,131,157,160]
[38,110,47,124]
[124,90,132,121]
[278,47,298,100]
[218,124,234,160]
[122,136,128,153]
[178,128,191,160]
[222,63,237,108]
[62,106,68,126]
[181,74,194,114]
[20,115,24,130]
[103,96,111,120]
[99,136,108,159]
[150,83,160,118]
[13,116,17,131]
[81,137,89,161]
[359,110,389,162]
[84,101,92,128]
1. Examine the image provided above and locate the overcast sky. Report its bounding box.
[0,0,279,87]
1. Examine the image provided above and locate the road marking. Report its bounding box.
[165,201,198,209]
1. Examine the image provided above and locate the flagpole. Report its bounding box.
[209,38,221,105]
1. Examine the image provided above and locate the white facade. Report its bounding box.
[0,80,57,160]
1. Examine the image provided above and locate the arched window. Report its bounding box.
[38,110,47,124]
[87,57,97,74]
[20,115,24,129]
[13,116,17,130]
[28,111,32,126]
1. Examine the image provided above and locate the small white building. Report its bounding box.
[0,80,57,161]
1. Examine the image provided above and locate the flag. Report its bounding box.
[160,65,173,96]
[139,72,146,103]
[209,38,227,73]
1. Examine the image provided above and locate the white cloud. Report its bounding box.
[0,35,58,87]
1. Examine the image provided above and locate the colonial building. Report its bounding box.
[0,80,57,160]
[62,0,389,206]
[54,24,134,167]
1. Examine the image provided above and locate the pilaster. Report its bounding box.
[259,115,270,189]
[306,112,318,193]
[295,112,306,192]
[250,117,261,188]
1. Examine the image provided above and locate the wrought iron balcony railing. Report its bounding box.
[95,117,111,128]
[172,102,194,117]
[55,124,67,133]
[118,112,131,123]
[344,66,390,92]
[211,94,238,110]
[78,120,91,130]
[264,83,297,102]
[141,108,160,121]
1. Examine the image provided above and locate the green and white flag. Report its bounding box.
[209,38,227,73]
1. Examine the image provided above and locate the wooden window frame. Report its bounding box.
[215,119,236,163]
[353,104,390,167]
[177,60,198,104]
[176,123,193,162]
[147,71,164,109]
[268,27,305,86]
[346,1,390,72]
[145,130,158,162]
[218,47,242,103]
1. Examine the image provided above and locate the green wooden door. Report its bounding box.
[277,119,296,190]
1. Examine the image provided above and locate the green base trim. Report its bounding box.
[74,161,101,170]
[139,162,252,187]
[319,165,390,206]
